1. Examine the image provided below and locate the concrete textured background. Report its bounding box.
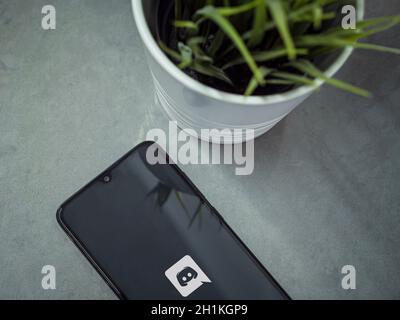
[0,0,399,300]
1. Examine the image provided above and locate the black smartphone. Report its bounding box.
[57,141,289,300]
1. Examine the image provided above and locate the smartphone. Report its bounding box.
[57,141,289,300]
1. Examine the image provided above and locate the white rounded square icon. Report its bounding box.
[165,255,211,297]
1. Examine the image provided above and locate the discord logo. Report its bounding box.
[165,255,211,297]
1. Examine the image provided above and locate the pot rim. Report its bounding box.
[132,0,364,106]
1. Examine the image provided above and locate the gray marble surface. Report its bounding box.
[0,0,399,299]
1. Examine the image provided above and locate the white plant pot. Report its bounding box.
[132,0,364,144]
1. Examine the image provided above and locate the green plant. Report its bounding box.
[159,0,400,96]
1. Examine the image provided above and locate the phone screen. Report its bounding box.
[58,142,289,300]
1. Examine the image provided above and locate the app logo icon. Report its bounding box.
[165,255,211,297]
[177,266,198,287]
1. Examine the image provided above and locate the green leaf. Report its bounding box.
[159,41,182,62]
[248,0,267,48]
[265,79,298,85]
[192,61,233,85]
[196,5,264,84]
[352,42,400,55]
[173,20,199,31]
[266,0,296,60]
[296,35,400,55]
[208,30,225,57]
[216,1,259,16]
[326,15,400,38]
[177,42,193,69]
[223,48,308,70]
[245,67,271,96]
[271,71,315,86]
[289,60,371,97]
[312,6,322,29]
[187,37,214,63]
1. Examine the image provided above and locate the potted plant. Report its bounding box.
[132,0,399,143]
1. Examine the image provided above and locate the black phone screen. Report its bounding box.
[57,142,289,300]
